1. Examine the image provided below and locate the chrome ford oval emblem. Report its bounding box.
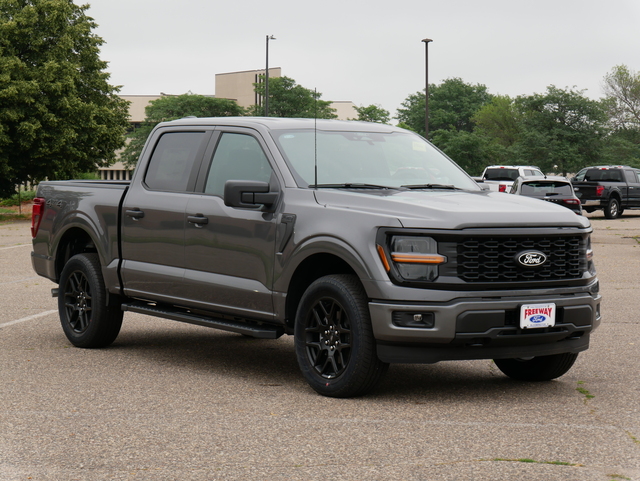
[517,251,547,267]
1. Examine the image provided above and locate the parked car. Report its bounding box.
[510,176,582,214]
[474,165,544,192]
[570,165,640,219]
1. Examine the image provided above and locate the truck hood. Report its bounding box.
[313,189,591,230]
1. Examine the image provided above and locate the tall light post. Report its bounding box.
[265,35,276,117]
[422,38,432,139]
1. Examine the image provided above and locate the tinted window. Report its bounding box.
[521,181,573,195]
[144,132,206,192]
[624,170,639,183]
[484,168,519,181]
[204,133,273,197]
[584,169,623,182]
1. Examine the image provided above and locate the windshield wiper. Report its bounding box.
[402,183,462,190]
[314,183,397,190]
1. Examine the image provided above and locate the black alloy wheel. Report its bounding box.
[63,269,93,335]
[304,296,352,379]
[295,274,388,398]
[58,253,123,348]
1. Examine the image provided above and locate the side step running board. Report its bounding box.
[122,301,284,339]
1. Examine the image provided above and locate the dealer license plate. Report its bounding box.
[520,303,556,329]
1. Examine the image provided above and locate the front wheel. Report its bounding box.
[58,253,123,348]
[494,352,579,381]
[604,198,621,219]
[294,274,388,398]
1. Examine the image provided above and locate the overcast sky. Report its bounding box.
[86,0,640,117]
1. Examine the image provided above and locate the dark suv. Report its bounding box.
[510,176,582,214]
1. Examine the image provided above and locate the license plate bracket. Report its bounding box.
[520,303,556,329]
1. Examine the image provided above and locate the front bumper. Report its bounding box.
[369,284,601,363]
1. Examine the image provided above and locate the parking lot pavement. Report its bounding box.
[1,216,639,481]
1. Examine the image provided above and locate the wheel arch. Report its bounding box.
[281,235,379,332]
[53,225,101,282]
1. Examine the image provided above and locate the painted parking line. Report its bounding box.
[0,310,57,328]
[0,244,31,250]
[0,276,41,286]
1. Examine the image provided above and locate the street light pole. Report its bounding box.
[265,35,276,117]
[422,38,432,139]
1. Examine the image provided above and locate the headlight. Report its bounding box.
[379,236,446,281]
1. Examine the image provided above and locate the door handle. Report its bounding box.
[126,209,145,219]
[187,215,209,226]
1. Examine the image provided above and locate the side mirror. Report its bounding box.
[224,180,278,209]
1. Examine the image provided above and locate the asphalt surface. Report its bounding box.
[1,213,639,481]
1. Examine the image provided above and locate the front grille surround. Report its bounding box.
[450,235,587,282]
[378,227,594,290]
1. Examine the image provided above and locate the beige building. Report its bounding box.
[99,71,357,180]
[215,68,282,109]
[215,68,357,119]
[98,94,162,180]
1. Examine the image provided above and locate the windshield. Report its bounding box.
[272,129,480,190]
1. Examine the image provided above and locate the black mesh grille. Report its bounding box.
[453,235,586,282]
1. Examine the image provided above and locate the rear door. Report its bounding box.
[120,128,212,302]
[623,169,640,207]
[180,128,280,320]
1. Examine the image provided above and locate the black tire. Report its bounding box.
[604,197,620,219]
[294,274,389,398]
[58,253,123,348]
[494,352,579,382]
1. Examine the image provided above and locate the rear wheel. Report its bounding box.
[58,253,123,348]
[604,197,621,219]
[494,352,579,381]
[294,274,388,397]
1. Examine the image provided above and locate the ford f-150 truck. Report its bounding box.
[571,165,640,219]
[31,118,601,397]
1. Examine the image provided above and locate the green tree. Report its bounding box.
[247,76,337,119]
[515,86,608,175]
[601,129,640,168]
[396,78,492,138]
[351,104,390,124]
[472,95,521,148]
[0,0,130,196]
[603,65,640,130]
[430,129,494,176]
[120,94,244,167]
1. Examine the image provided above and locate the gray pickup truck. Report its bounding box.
[31,118,601,397]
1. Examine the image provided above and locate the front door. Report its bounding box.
[180,130,279,320]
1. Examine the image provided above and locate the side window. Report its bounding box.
[624,170,638,184]
[204,133,273,197]
[573,169,586,182]
[144,132,205,192]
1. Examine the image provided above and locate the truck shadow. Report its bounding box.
[109,320,579,402]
